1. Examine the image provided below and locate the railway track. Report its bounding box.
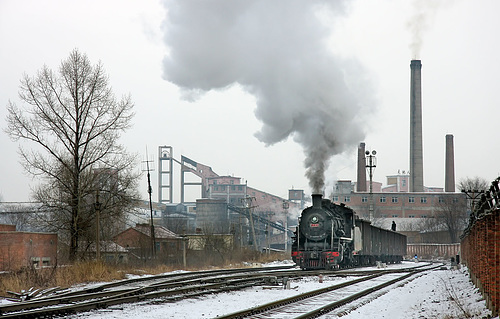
[216,263,443,319]
[0,265,295,318]
[0,263,439,318]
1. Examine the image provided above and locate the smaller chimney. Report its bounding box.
[445,134,455,192]
[357,143,367,192]
[311,194,323,208]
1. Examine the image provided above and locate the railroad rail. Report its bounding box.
[0,265,295,318]
[217,263,443,319]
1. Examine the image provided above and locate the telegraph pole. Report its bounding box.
[143,148,156,259]
[461,189,484,214]
[94,190,101,260]
[365,150,377,222]
[283,200,289,252]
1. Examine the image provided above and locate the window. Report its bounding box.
[421,215,427,218]
[409,197,415,203]
[391,197,398,203]
[452,198,458,203]
[221,186,226,191]
[31,257,40,268]
[231,186,236,191]
[344,196,351,202]
[409,215,415,218]
[238,186,243,191]
[402,179,406,186]
[333,196,339,202]
[392,214,398,218]
[420,197,427,203]
[230,180,234,184]
[438,197,444,203]
[362,196,368,203]
[42,257,51,267]
[380,196,386,203]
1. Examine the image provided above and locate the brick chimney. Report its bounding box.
[409,60,424,192]
[445,134,455,192]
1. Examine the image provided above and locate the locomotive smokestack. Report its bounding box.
[409,60,424,192]
[357,142,367,192]
[445,134,455,192]
[312,194,322,208]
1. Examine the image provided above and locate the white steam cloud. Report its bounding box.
[161,1,374,193]
[407,0,451,58]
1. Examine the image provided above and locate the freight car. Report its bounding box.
[291,194,407,270]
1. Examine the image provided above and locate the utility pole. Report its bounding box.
[94,190,101,260]
[365,150,377,222]
[461,189,484,214]
[283,200,289,252]
[144,148,156,259]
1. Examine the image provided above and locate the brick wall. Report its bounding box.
[0,231,57,271]
[461,208,499,316]
[0,224,16,231]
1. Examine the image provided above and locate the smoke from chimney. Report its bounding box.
[160,1,375,194]
[409,60,424,192]
[407,1,445,58]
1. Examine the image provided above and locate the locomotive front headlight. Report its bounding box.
[311,216,318,223]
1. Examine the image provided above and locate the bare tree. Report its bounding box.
[458,176,489,192]
[434,195,468,243]
[5,49,140,261]
[458,176,489,212]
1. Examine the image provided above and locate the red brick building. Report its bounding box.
[0,224,58,271]
[333,177,464,219]
[113,224,184,262]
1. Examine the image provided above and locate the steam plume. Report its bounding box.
[161,1,373,193]
[407,0,448,58]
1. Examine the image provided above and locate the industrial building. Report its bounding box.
[0,224,58,271]
[333,60,466,244]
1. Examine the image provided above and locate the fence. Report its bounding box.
[406,243,460,260]
[460,178,500,316]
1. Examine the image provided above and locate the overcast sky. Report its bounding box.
[1,0,499,203]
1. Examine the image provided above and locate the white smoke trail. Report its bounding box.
[407,0,452,58]
[161,0,374,193]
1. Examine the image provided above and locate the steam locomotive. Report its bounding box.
[291,194,407,270]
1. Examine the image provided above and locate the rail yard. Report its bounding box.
[0,261,492,318]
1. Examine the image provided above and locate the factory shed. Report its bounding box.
[113,224,184,263]
[0,224,57,271]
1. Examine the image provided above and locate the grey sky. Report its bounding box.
[1,0,499,203]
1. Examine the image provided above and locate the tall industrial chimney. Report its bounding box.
[409,60,424,192]
[357,142,367,192]
[445,134,455,192]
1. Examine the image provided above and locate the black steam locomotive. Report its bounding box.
[291,194,406,270]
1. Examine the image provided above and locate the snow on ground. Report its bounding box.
[338,265,494,319]
[3,261,495,319]
[62,261,496,319]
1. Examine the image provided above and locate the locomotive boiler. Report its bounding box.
[291,194,406,270]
